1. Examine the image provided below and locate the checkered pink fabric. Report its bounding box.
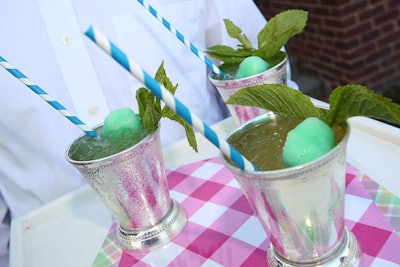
[92,157,400,266]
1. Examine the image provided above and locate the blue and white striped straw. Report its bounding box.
[0,56,98,137]
[136,0,228,77]
[85,26,256,171]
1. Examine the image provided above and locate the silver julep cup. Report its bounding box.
[221,113,364,266]
[66,126,187,251]
[209,55,287,125]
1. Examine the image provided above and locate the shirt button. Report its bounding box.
[62,36,72,46]
[88,106,99,115]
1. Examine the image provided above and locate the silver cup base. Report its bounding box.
[116,199,187,251]
[267,228,364,267]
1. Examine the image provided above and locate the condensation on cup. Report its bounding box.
[66,126,187,251]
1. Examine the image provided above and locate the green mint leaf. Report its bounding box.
[136,62,198,151]
[136,87,161,132]
[206,10,307,66]
[323,84,400,126]
[260,51,286,68]
[226,84,320,120]
[162,108,198,152]
[155,63,198,151]
[206,45,253,64]
[257,10,308,59]
[223,19,253,50]
[154,62,178,94]
[226,83,399,142]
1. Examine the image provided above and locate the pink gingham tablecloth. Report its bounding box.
[92,157,400,266]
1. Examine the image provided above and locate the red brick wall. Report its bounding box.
[254,0,400,93]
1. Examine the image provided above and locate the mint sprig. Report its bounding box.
[255,10,308,59]
[206,10,308,69]
[324,84,400,126]
[223,19,253,50]
[226,84,400,129]
[226,84,320,120]
[136,62,198,152]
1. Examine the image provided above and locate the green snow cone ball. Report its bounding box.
[102,107,143,140]
[235,56,270,79]
[282,117,336,167]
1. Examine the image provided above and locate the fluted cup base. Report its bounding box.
[117,199,187,251]
[267,228,364,267]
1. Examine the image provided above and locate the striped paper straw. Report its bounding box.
[0,56,97,137]
[136,0,228,77]
[85,26,257,171]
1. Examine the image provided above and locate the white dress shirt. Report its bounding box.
[0,1,296,265]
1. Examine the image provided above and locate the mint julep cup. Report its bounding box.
[221,113,364,266]
[209,55,287,125]
[66,126,187,251]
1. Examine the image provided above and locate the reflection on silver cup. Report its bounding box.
[221,113,364,266]
[66,127,187,251]
[209,56,287,125]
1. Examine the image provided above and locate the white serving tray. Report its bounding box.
[10,186,112,267]
[347,116,400,197]
[9,116,400,267]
